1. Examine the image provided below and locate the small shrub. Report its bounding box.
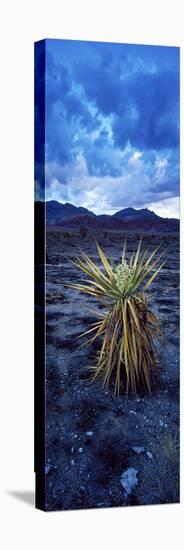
[68,239,166,395]
[140,432,179,504]
[79,225,88,238]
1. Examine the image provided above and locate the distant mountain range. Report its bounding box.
[35,200,179,232]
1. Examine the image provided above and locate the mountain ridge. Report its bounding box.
[35,200,179,232]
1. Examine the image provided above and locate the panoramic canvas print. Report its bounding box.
[34,39,180,511]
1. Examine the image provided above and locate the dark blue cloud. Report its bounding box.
[45,40,179,159]
[74,64,124,116]
[45,52,101,166]
[73,58,179,151]
[35,39,179,212]
[113,69,179,150]
[82,130,122,177]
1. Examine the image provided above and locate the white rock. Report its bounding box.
[79,447,83,453]
[86,431,93,436]
[120,468,138,495]
[146,451,153,460]
[132,446,145,454]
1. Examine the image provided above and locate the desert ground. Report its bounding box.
[44,229,179,511]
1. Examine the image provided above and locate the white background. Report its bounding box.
[0,1,183,548]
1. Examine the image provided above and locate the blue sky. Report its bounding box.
[37,39,179,217]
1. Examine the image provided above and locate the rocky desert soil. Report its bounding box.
[44,229,179,511]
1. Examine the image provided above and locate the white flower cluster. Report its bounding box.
[114,257,133,293]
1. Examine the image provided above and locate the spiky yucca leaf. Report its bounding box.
[67,240,165,395]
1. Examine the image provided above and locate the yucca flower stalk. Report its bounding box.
[67,239,165,395]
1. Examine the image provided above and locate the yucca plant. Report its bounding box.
[67,239,166,395]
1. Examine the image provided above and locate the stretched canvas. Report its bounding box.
[34,39,180,511]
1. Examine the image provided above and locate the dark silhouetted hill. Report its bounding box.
[35,201,179,232]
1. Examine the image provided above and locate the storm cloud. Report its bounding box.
[36,39,180,217]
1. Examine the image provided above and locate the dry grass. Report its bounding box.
[138,432,179,504]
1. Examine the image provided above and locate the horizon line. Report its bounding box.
[35,199,180,220]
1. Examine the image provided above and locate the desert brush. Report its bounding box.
[67,238,166,395]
